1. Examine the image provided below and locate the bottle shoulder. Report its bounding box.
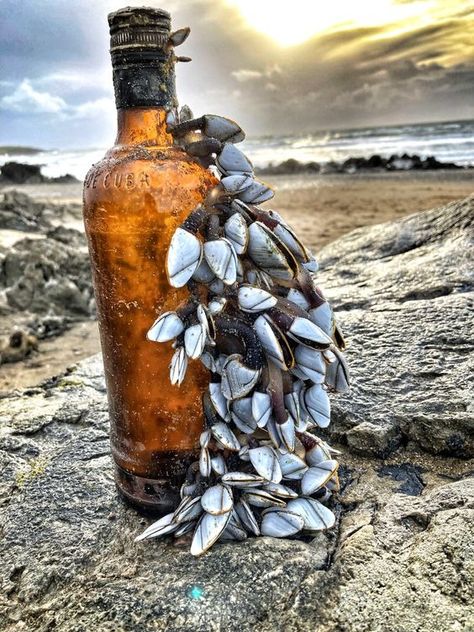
[83,143,218,209]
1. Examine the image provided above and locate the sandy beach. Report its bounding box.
[0,169,472,391]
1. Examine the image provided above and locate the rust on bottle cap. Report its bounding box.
[108,6,171,54]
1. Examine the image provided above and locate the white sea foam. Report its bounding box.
[1,119,472,180]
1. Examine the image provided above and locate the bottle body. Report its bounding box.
[83,109,216,512]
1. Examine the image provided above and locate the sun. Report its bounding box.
[226,0,431,47]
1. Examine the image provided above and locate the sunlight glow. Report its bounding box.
[226,0,432,46]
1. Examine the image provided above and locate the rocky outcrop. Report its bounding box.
[318,196,473,458]
[0,162,78,185]
[0,197,472,631]
[0,191,94,356]
[256,154,471,176]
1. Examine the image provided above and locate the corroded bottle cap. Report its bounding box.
[108,6,177,109]
[108,6,171,55]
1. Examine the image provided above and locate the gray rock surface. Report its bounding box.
[319,196,474,457]
[0,197,473,631]
[0,191,94,356]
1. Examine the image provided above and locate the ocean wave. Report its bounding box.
[0,119,473,179]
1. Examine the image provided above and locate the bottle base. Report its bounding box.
[114,464,182,517]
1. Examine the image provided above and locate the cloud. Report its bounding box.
[1,80,67,114]
[0,79,114,123]
[231,64,282,83]
[69,97,115,119]
[232,69,263,82]
[0,0,472,146]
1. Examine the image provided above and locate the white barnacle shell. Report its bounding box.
[247,222,294,281]
[202,115,245,143]
[192,258,216,284]
[184,323,207,359]
[254,314,286,370]
[260,509,304,538]
[242,489,286,508]
[199,447,212,477]
[294,345,326,384]
[220,515,248,542]
[249,446,282,483]
[221,354,260,400]
[303,259,319,273]
[200,351,217,373]
[147,311,184,342]
[279,452,308,480]
[211,422,240,451]
[203,238,238,285]
[211,454,227,475]
[289,317,332,346]
[208,297,227,315]
[277,416,296,453]
[217,143,253,176]
[273,222,308,260]
[173,496,203,524]
[201,484,233,515]
[286,288,310,310]
[209,381,230,421]
[231,397,257,434]
[220,174,253,195]
[221,472,264,488]
[135,512,177,542]
[191,511,232,556]
[263,482,298,499]
[235,499,260,536]
[166,227,202,288]
[309,303,334,336]
[301,384,331,428]
[305,440,332,466]
[200,429,211,448]
[224,213,249,255]
[238,179,274,204]
[301,460,339,496]
[169,27,190,47]
[252,391,272,428]
[286,497,336,531]
[169,346,188,386]
[324,348,350,393]
[238,285,277,313]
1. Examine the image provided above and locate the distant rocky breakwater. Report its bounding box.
[0,161,78,185]
[256,153,472,175]
[0,152,471,186]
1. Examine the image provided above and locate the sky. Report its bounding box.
[0,0,473,149]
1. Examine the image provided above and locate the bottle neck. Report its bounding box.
[115,108,174,147]
[111,52,177,110]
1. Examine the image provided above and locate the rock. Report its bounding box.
[319,195,473,457]
[257,158,320,176]
[0,192,92,363]
[0,191,84,235]
[0,162,79,184]
[0,198,473,631]
[0,162,44,184]
[0,190,50,232]
[4,237,92,318]
[255,154,468,176]
[0,330,38,365]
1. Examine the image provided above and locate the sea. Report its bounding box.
[1,119,473,181]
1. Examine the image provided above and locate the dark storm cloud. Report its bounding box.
[0,0,472,147]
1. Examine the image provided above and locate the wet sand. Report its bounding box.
[1,169,472,391]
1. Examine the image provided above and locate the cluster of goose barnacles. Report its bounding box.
[136,103,350,556]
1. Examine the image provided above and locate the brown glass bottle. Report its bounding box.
[83,7,216,513]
